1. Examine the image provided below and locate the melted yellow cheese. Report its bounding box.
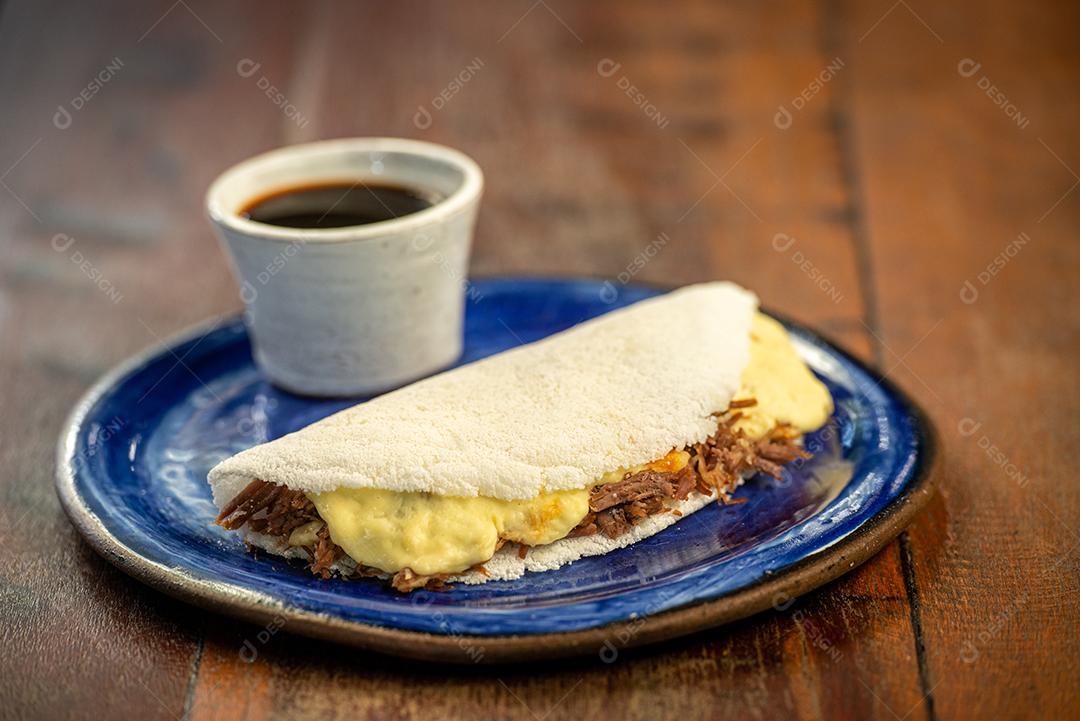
[287,520,323,548]
[308,451,688,576]
[732,314,833,438]
[307,313,832,576]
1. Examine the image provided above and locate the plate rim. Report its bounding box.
[55,276,940,663]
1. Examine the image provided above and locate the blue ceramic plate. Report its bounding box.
[56,277,937,663]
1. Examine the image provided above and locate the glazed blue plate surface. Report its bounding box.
[57,278,935,655]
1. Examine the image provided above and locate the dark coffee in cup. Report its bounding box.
[239,182,442,229]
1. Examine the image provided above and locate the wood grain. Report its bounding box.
[0,0,1074,719]
[838,0,1080,718]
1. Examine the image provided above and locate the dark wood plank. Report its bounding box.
[839,0,1080,719]
[0,0,306,718]
[184,542,929,721]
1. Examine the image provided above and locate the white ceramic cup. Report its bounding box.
[206,137,483,396]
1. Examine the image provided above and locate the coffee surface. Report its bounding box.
[240,181,440,229]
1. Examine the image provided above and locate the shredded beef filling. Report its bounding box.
[215,398,812,591]
[215,482,417,586]
[568,407,810,540]
[216,479,319,536]
[309,525,341,579]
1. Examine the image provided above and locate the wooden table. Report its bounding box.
[1,1,1076,719]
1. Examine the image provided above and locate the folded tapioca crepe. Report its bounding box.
[209,282,832,591]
